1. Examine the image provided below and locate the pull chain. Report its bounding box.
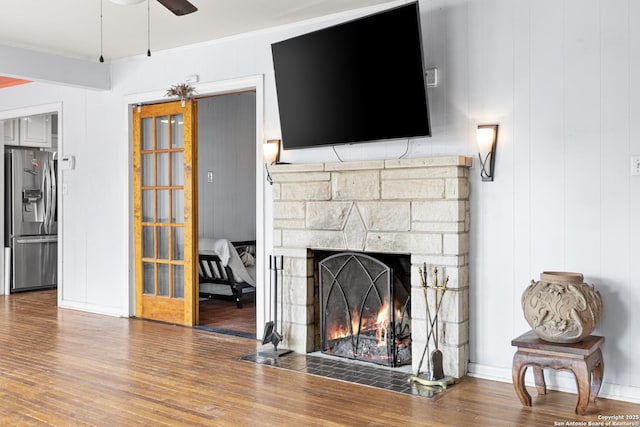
[99,0,104,62]
[147,0,151,56]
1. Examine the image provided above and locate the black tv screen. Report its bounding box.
[272,2,431,150]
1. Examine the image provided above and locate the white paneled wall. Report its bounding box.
[0,0,638,402]
[451,0,640,400]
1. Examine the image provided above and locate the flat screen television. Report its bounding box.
[271,2,431,150]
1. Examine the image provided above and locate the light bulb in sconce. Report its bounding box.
[476,124,498,182]
[264,139,281,165]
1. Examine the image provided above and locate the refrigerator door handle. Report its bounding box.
[49,159,57,234]
[15,236,58,244]
[43,160,52,234]
[42,160,48,234]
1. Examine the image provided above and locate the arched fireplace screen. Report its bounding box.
[319,252,411,367]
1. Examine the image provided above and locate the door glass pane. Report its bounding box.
[172,189,184,223]
[142,190,154,222]
[173,265,184,298]
[142,118,153,150]
[143,262,155,294]
[158,264,170,296]
[156,116,169,149]
[156,153,169,186]
[142,227,154,258]
[171,152,184,186]
[173,227,184,260]
[157,190,169,223]
[171,114,184,148]
[158,227,169,260]
[142,154,154,186]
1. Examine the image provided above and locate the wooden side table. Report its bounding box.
[511,330,604,415]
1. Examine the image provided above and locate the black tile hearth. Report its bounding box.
[239,352,438,398]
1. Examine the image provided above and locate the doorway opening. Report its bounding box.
[127,76,265,336]
[1,105,62,305]
[196,92,257,338]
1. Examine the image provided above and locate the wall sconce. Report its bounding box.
[476,124,498,182]
[264,139,281,185]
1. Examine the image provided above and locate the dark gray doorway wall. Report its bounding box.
[197,92,256,242]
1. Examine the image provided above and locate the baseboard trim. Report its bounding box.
[468,363,640,404]
[59,300,127,318]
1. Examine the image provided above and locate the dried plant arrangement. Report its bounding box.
[166,83,196,104]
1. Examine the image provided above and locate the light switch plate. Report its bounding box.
[425,68,438,88]
[61,155,75,170]
[632,155,640,176]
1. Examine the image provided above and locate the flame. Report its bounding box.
[326,300,404,346]
[352,308,360,335]
[374,301,390,345]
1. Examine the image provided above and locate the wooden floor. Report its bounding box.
[1,290,638,426]
[198,295,255,335]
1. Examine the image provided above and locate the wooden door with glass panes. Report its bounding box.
[133,100,198,326]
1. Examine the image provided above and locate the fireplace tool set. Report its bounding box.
[408,264,455,392]
[260,255,291,358]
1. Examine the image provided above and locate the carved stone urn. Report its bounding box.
[521,272,603,343]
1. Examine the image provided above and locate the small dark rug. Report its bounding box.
[239,352,437,398]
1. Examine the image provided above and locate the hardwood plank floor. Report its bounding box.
[0,290,638,426]
[198,295,255,336]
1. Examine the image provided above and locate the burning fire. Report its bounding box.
[327,300,401,346]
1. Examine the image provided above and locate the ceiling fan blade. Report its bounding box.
[156,0,197,16]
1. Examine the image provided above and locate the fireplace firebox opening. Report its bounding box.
[314,250,411,368]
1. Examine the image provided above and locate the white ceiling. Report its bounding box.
[0,0,396,61]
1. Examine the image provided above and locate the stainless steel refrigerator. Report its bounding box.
[4,147,57,292]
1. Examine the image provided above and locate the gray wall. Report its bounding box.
[197,92,256,242]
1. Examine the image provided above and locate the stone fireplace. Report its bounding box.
[270,156,471,378]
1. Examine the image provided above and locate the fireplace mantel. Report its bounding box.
[270,156,472,377]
